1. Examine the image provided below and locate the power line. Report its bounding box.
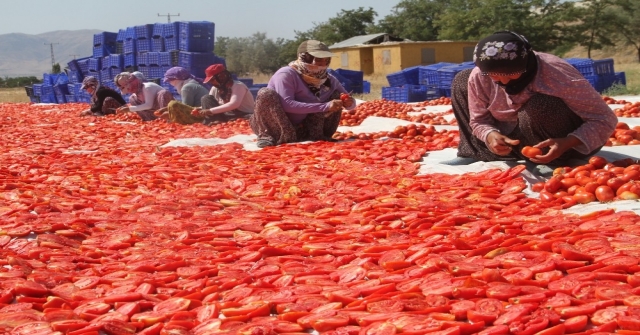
[158,13,180,23]
[44,42,59,67]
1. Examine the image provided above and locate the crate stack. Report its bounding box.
[330,69,365,94]
[564,58,625,93]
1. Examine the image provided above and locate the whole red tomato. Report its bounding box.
[521,146,542,158]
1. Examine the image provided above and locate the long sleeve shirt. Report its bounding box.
[208,81,255,115]
[180,79,209,107]
[267,66,354,125]
[90,87,126,113]
[468,52,618,154]
[129,82,165,112]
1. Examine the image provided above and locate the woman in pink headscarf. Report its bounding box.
[154,66,210,124]
[113,72,174,121]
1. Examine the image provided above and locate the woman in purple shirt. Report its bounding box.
[443,31,617,170]
[250,40,355,148]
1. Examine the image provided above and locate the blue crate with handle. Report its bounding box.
[402,66,422,85]
[163,22,180,38]
[55,93,66,104]
[363,81,371,94]
[147,52,160,66]
[65,95,76,103]
[124,53,136,68]
[43,73,56,85]
[68,71,83,84]
[102,54,123,69]
[67,83,77,95]
[40,93,57,103]
[382,86,410,102]
[138,65,150,79]
[152,23,164,38]
[116,29,126,43]
[134,24,153,40]
[136,39,151,53]
[67,57,91,73]
[334,69,364,86]
[93,32,117,47]
[137,52,149,66]
[33,84,43,96]
[594,58,615,76]
[178,51,218,72]
[564,58,595,76]
[437,63,476,88]
[100,68,121,82]
[165,36,179,51]
[386,71,406,87]
[419,62,456,86]
[178,21,214,52]
[124,39,136,54]
[88,58,102,72]
[151,37,165,52]
[42,84,54,96]
[159,51,179,66]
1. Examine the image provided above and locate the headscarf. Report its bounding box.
[81,76,101,102]
[204,64,234,103]
[163,67,204,93]
[289,53,330,96]
[132,71,147,82]
[114,72,143,96]
[473,31,538,95]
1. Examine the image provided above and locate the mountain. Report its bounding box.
[0,30,103,78]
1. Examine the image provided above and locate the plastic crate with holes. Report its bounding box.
[594,58,615,76]
[116,29,126,43]
[68,57,91,73]
[33,84,43,96]
[40,94,57,103]
[41,84,54,96]
[178,21,215,52]
[334,69,363,85]
[134,24,153,40]
[88,58,102,72]
[24,86,34,97]
[614,72,626,86]
[102,54,123,69]
[124,39,136,54]
[419,62,456,86]
[55,93,66,104]
[386,72,406,87]
[68,71,83,84]
[65,95,76,103]
[564,58,595,77]
[29,96,40,103]
[136,39,152,53]
[124,53,136,68]
[402,66,422,85]
[148,66,171,80]
[164,36,179,51]
[178,52,220,75]
[163,22,180,38]
[100,68,121,82]
[159,51,179,66]
[152,23,164,38]
[137,52,149,66]
[93,32,117,47]
[381,85,428,103]
[151,37,164,52]
[147,52,161,66]
[437,63,476,88]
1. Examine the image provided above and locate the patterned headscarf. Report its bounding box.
[473,31,538,94]
[114,72,143,95]
[289,53,329,96]
[81,76,101,101]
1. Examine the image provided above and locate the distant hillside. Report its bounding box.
[0,30,102,78]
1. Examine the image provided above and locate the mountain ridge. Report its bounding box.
[0,30,103,78]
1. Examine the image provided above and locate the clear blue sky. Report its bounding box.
[2,0,402,39]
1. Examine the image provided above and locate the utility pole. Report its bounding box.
[44,42,59,67]
[158,13,180,23]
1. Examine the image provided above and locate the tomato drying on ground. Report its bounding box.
[1,101,640,335]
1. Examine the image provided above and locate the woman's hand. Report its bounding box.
[191,108,202,116]
[328,100,344,113]
[529,136,581,164]
[79,109,92,117]
[154,107,168,117]
[116,106,130,114]
[486,131,520,156]
[340,93,354,108]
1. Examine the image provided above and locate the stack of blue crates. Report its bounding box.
[45,21,226,104]
[564,58,623,93]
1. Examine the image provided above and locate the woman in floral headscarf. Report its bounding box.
[249,40,355,148]
[153,66,210,124]
[442,31,616,173]
[113,72,174,121]
[78,76,126,116]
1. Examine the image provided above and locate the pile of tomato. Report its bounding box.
[612,102,640,118]
[606,122,640,146]
[1,99,640,335]
[602,96,630,105]
[340,98,454,127]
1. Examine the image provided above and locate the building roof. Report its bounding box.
[329,33,405,49]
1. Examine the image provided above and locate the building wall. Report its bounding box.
[331,41,477,75]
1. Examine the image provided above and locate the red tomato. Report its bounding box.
[595,185,615,202]
[521,146,542,158]
[589,156,608,169]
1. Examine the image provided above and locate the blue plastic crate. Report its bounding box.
[88,58,102,72]
[138,65,149,79]
[437,63,476,88]
[65,95,76,103]
[55,74,69,86]
[594,58,615,76]
[147,52,160,66]
[178,51,218,72]
[124,39,136,54]
[33,84,43,96]
[40,93,57,103]
[100,68,121,82]
[136,39,151,53]
[67,83,76,95]
[152,23,164,38]
[42,84,54,96]
[386,71,406,87]
[29,96,40,103]
[334,69,364,85]
[68,71,83,83]
[382,86,409,102]
[178,21,214,52]
[55,93,66,103]
[102,54,123,69]
[102,80,117,90]
[93,45,114,58]
[86,71,101,83]
[165,36,178,51]
[163,22,180,38]
[124,53,136,68]
[93,32,117,47]
[425,86,444,100]
[418,62,457,86]
[363,81,371,94]
[159,51,179,66]
[116,29,126,43]
[137,52,149,66]
[249,87,261,99]
[43,73,56,85]
[67,57,91,73]
[151,37,165,52]
[565,58,595,76]
[614,72,626,86]
[134,24,153,40]
[598,73,618,92]
[402,66,421,85]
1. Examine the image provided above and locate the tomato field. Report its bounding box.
[2,98,640,335]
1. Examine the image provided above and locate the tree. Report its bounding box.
[52,63,61,74]
[376,0,449,41]
[295,7,378,45]
[609,0,640,62]
[215,33,295,75]
[570,0,618,58]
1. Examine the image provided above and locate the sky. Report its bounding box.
[2,0,402,39]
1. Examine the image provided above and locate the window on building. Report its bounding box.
[382,50,391,65]
[421,48,436,64]
[341,53,348,67]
